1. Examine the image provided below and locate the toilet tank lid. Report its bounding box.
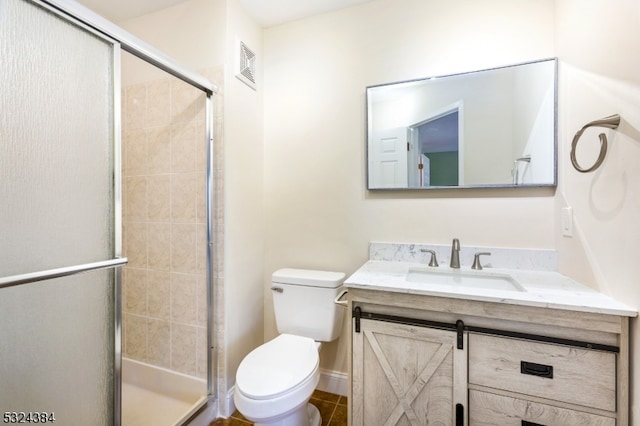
[272,268,345,288]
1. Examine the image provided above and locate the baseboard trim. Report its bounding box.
[317,369,348,397]
[221,386,236,418]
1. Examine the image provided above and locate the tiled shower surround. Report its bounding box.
[122,69,216,379]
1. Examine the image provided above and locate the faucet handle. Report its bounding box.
[471,252,491,270]
[420,249,439,267]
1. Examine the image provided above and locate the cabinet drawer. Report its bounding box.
[468,333,616,411]
[469,390,615,426]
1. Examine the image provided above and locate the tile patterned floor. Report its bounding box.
[209,390,347,426]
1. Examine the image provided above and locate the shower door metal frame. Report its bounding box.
[22,0,219,424]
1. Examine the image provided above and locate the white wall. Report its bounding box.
[554,0,640,421]
[263,0,556,376]
[119,0,225,85]
[219,0,265,415]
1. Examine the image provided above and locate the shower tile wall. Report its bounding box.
[122,73,209,379]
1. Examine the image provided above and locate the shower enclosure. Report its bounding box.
[0,0,217,424]
[120,53,213,425]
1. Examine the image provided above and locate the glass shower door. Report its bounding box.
[0,0,123,424]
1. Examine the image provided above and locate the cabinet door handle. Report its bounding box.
[522,421,546,426]
[520,361,554,379]
[455,404,464,426]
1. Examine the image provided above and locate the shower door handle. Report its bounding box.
[0,258,128,290]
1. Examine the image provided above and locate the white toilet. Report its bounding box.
[234,268,346,426]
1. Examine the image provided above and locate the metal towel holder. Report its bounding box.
[570,114,621,173]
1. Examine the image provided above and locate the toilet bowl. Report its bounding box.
[234,334,322,426]
[233,268,346,426]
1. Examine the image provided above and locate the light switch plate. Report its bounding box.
[562,207,573,237]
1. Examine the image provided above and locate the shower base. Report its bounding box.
[122,358,207,426]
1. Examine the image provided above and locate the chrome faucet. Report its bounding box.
[420,249,439,267]
[471,252,492,270]
[450,238,460,268]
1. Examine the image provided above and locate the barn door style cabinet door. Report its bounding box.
[351,316,468,425]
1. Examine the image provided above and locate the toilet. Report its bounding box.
[234,268,346,426]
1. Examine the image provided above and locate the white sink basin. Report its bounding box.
[406,268,526,292]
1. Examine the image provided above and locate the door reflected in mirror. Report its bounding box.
[366,58,557,190]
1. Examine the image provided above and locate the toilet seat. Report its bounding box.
[236,334,319,400]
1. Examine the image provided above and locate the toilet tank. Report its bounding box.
[271,268,346,342]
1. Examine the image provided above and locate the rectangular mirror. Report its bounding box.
[366,58,557,190]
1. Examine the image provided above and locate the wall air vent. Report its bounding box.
[236,40,256,90]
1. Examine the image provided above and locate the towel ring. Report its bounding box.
[570,114,620,173]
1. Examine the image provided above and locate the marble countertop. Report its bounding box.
[344,260,637,317]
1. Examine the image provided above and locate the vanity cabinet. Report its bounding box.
[348,289,630,426]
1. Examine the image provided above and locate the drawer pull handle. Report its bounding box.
[522,421,546,426]
[520,361,554,379]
